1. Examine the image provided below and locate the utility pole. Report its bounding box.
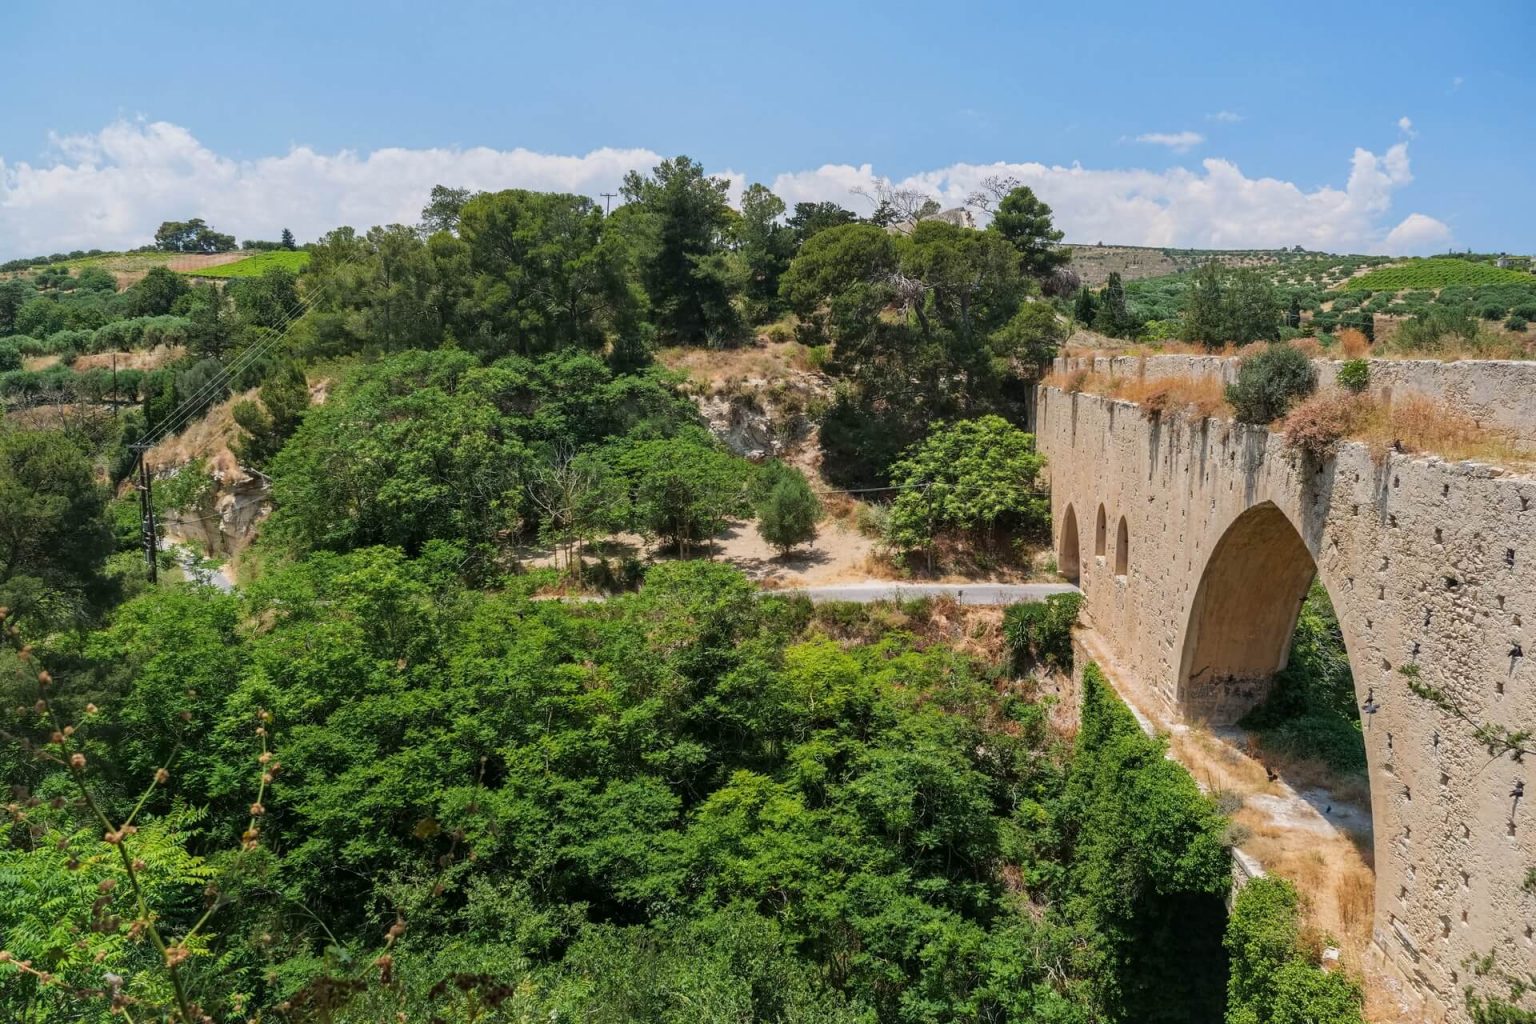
[131,444,159,583]
[600,192,617,215]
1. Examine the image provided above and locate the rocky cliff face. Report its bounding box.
[694,372,831,460]
[163,450,270,556]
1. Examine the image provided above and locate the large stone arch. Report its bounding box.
[1178,501,1328,725]
[1059,504,1081,583]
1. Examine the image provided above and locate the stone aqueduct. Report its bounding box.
[1034,356,1536,1021]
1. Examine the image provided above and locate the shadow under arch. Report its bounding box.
[1059,504,1081,583]
[1176,497,1379,848]
[1177,501,1324,725]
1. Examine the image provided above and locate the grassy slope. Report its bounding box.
[177,250,310,278]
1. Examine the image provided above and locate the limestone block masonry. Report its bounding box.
[1054,353,1536,445]
[1036,383,1536,1023]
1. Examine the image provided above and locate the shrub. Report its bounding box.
[1506,315,1529,332]
[1225,877,1364,1024]
[1335,358,1370,394]
[1280,392,1370,463]
[1226,344,1317,425]
[1003,592,1082,671]
[1335,328,1369,358]
[754,465,822,556]
[0,340,19,372]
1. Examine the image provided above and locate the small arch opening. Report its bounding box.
[1059,505,1081,584]
[1094,504,1108,557]
[1114,516,1129,576]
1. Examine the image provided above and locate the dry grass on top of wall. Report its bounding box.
[1281,390,1533,471]
[1042,368,1233,422]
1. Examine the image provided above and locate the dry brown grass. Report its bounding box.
[1283,390,1532,470]
[1362,393,1532,467]
[74,345,185,372]
[656,338,820,392]
[21,355,61,371]
[1042,368,1232,421]
[146,388,258,469]
[1337,328,1370,358]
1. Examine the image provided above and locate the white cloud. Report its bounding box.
[1134,131,1205,153]
[1382,212,1452,254]
[1397,116,1417,138]
[1451,76,1465,91]
[1206,111,1244,123]
[775,141,1446,254]
[0,120,670,258]
[0,118,1453,259]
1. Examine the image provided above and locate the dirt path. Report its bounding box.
[1075,628,1421,1023]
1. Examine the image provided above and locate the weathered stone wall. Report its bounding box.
[1037,385,1536,1022]
[1053,353,1536,445]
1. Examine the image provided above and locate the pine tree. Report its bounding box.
[1073,286,1099,326]
[1096,273,1130,337]
[279,228,296,250]
[756,472,821,556]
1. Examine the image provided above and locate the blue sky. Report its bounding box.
[1,0,1531,257]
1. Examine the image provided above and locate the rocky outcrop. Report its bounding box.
[695,373,831,460]
[163,449,270,556]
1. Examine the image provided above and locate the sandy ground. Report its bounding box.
[1075,628,1421,1023]
[522,518,885,587]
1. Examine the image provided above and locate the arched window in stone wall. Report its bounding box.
[1060,505,1081,583]
[1115,516,1129,576]
[1095,505,1108,557]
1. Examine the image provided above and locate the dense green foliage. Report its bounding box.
[1066,665,1233,1021]
[1335,358,1370,394]
[1182,264,1284,348]
[1003,592,1082,671]
[1239,581,1365,774]
[885,417,1049,563]
[0,428,116,630]
[2,549,1235,1023]
[782,205,1064,486]
[1225,878,1363,1024]
[1226,344,1317,424]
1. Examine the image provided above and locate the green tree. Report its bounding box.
[606,434,748,555]
[127,266,191,318]
[754,465,821,556]
[421,184,478,235]
[989,302,1067,378]
[153,217,237,253]
[456,189,638,356]
[228,267,300,330]
[786,200,858,247]
[735,183,795,323]
[620,156,741,346]
[886,416,1048,566]
[1183,264,1283,348]
[987,185,1071,280]
[0,429,115,629]
[280,227,297,250]
[232,362,311,466]
[1094,272,1136,337]
[75,266,119,293]
[526,445,628,571]
[1073,285,1099,326]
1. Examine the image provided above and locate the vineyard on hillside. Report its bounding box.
[1347,257,1532,291]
